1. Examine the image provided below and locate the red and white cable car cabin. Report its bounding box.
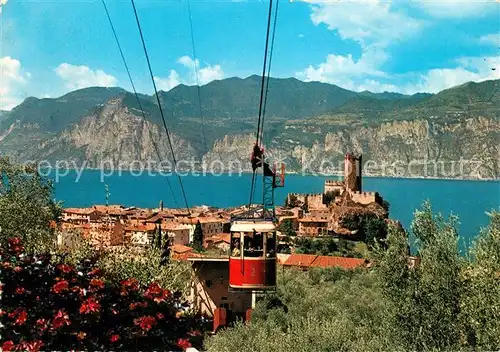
[229,220,277,291]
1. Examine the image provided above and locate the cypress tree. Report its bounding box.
[193,220,204,251]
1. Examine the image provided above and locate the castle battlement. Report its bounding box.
[288,192,323,197]
[325,180,344,185]
[352,191,377,196]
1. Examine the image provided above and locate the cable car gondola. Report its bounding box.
[229,219,277,291]
[228,0,282,293]
[228,145,284,292]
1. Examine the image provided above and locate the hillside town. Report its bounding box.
[58,153,392,261]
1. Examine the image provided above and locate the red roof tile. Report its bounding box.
[283,254,367,270]
[283,254,318,267]
[171,244,193,254]
[310,256,366,269]
[205,233,231,244]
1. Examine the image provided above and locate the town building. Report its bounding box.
[188,258,253,318]
[298,218,329,237]
[204,233,231,251]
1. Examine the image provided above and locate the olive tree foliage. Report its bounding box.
[375,201,463,351]
[0,157,61,252]
[207,201,500,352]
[205,267,402,352]
[460,210,500,349]
[96,246,192,294]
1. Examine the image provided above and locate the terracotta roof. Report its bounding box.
[162,223,191,231]
[205,233,231,244]
[310,256,366,269]
[283,254,367,270]
[92,205,125,216]
[171,244,194,254]
[283,254,318,267]
[124,224,156,232]
[64,208,97,215]
[180,217,225,225]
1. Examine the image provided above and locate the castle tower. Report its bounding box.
[344,153,362,193]
[356,154,362,192]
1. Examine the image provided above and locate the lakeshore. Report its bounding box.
[47,170,500,250]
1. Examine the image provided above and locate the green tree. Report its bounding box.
[0,157,61,252]
[104,183,111,206]
[363,216,388,249]
[160,236,171,266]
[192,220,203,252]
[285,194,299,208]
[278,219,296,237]
[460,210,500,349]
[376,200,462,351]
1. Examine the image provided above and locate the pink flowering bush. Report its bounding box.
[0,238,204,351]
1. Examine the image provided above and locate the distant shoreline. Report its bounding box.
[40,166,499,182]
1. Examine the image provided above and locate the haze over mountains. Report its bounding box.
[0,76,498,179]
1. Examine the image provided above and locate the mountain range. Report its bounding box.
[0,76,498,179]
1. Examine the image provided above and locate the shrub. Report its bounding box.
[0,238,204,351]
[0,157,61,252]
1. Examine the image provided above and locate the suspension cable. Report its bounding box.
[187,0,208,155]
[255,0,274,148]
[248,0,277,207]
[131,0,190,213]
[261,0,280,146]
[101,0,179,209]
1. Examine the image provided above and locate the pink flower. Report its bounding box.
[79,296,101,314]
[129,302,148,310]
[120,278,139,295]
[52,280,69,294]
[36,318,48,331]
[9,308,27,325]
[88,268,102,276]
[51,310,71,329]
[2,341,15,352]
[22,340,44,352]
[144,282,170,303]
[57,263,73,274]
[133,316,157,331]
[110,334,120,343]
[90,278,105,290]
[177,338,192,350]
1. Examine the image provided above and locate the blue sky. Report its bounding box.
[1,0,499,110]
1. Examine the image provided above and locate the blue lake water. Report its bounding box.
[50,170,499,249]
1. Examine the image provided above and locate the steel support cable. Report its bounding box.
[261,0,280,147]
[101,0,179,209]
[255,0,274,148]
[131,0,191,213]
[248,0,275,207]
[186,0,227,176]
[186,0,209,156]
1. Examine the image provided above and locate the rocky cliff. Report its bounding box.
[1,77,498,179]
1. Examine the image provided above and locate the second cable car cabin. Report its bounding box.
[229,220,277,291]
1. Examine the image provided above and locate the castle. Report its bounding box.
[285,152,385,237]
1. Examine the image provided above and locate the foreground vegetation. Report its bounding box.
[1,238,203,351]
[1,157,499,351]
[206,204,500,351]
